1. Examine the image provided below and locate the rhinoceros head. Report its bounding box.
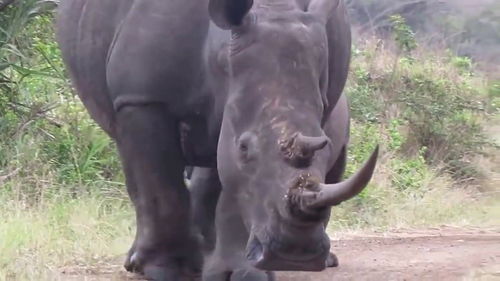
[211,0,378,271]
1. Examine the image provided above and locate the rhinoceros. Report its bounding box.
[56,0,378,280]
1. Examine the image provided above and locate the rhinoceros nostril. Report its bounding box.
[246,236,264,262]
[286,174,322,209]
[286,183,328,222]
[290,173,321,192]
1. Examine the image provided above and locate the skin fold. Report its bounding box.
[56,0,377,280]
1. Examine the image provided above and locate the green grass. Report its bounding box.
[329,159,500,232]
[0,180,497,280]
[0,189,134,281]
[0,5,499,280]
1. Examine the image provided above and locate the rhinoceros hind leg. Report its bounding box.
[116,103,202,280]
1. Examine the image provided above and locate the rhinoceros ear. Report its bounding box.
[307,0,340,23]
[209,0,254,30]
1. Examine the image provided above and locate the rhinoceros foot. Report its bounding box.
[229,269,275,281]
[326,252,339,268]
[124,243,203,281]
[203,268,275,281]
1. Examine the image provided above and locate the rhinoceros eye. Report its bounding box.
[239,142,249,153]
[237,132,257,163]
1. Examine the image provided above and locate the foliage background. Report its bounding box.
[0,0,499,280]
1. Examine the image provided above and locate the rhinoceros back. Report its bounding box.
[57,0,135,137]
[57,0,210,138]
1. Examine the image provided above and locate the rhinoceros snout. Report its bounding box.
[285,174,330,223]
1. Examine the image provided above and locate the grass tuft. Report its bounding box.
[0,189,134,281]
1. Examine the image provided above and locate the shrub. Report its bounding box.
[389,14,417,54]
[450,55,473,75]
[0,7,122,202]
[346,39,491,181]
[488,80,500,112]
[348,68,383,123]
[390,148,428,192]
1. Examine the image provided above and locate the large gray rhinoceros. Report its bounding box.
[56,0,378,280]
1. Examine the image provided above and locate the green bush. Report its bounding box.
[390,148,428,191]
[0,2,497,277]
[488,80,500,112]
[348,68,383,123]
[346,39,491,181]
[450,55,473,74]
[1,6,121,202]
[387,119,405,151]
[389,14,417,54]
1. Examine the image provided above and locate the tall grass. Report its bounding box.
[0,189,133,281]
[329,36,500,232]
[1,6,131,279]
[0,4,498,280]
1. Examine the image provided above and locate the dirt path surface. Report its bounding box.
[61,227,500,281]
[279,227,500,281]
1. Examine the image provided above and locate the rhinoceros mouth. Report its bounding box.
[246,234,329,271]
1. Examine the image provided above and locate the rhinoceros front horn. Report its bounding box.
[306,145,379,208]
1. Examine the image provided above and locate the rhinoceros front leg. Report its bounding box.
[189,167,222,254]
[322,145,347,269]
[116,104,202,281]
[203,192,275,281]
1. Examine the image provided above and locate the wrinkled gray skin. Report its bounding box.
[56,0,378,280]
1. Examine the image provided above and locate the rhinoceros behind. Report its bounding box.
[56,0,378,280]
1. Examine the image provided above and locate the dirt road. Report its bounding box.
[61,227,500,281]
[279,227,500,281]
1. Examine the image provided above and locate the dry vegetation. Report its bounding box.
[0,1,499,280]
[328,37,499,232]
